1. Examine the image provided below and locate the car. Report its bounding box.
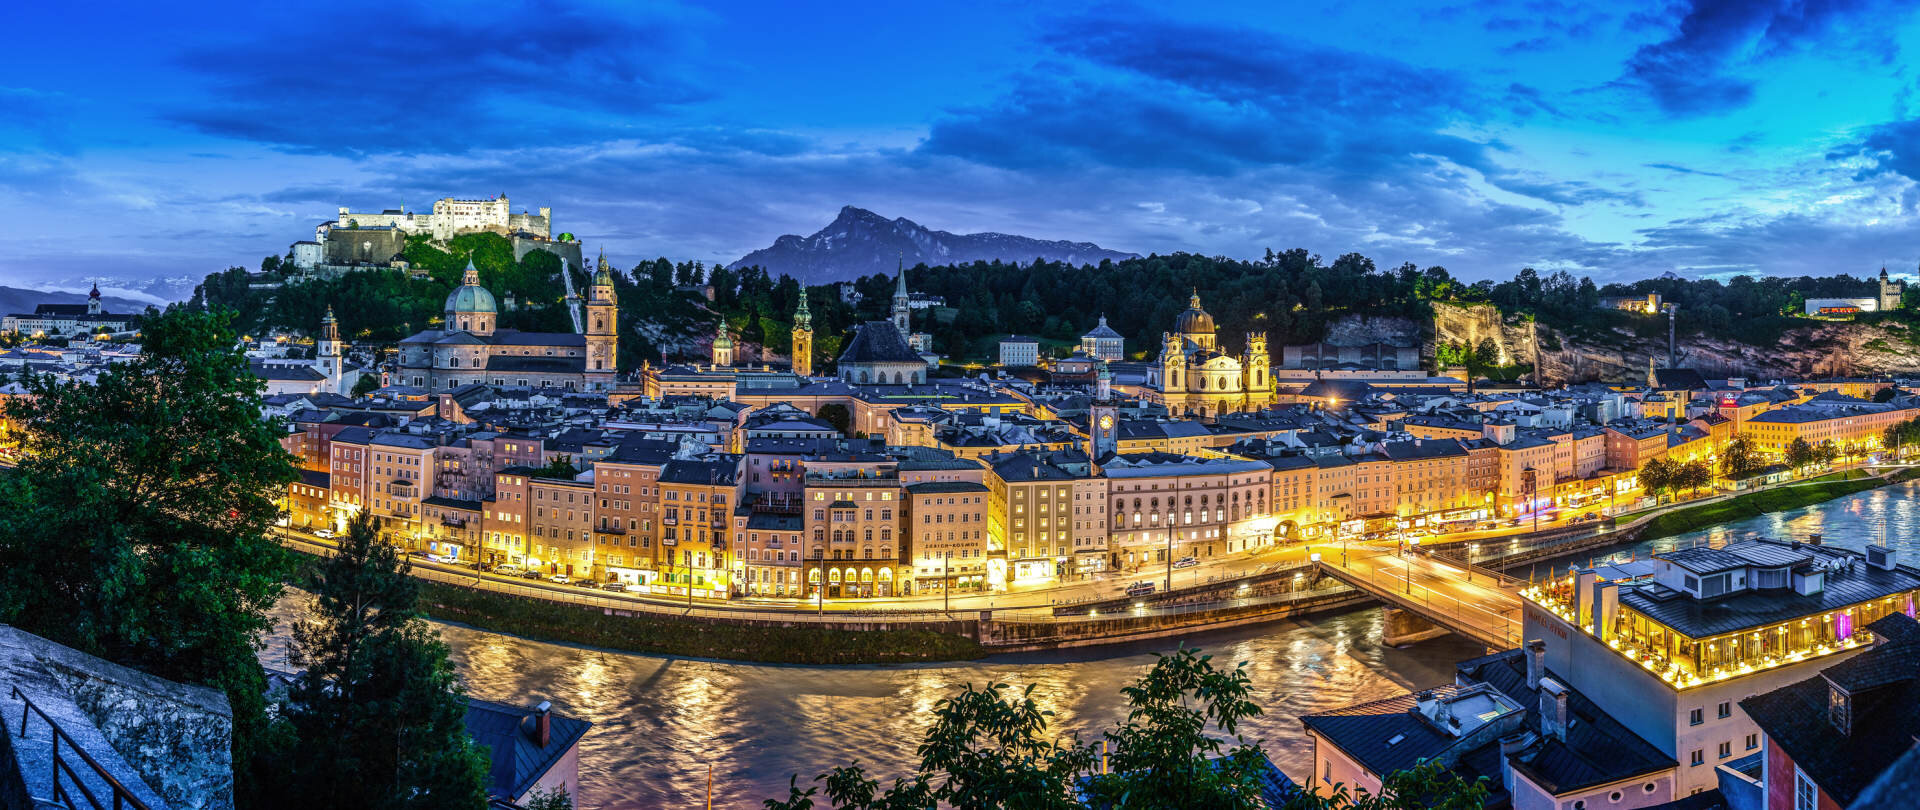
[547,573,571,585]
[571,578,600,588]
[1126,582,1156,597]
[493,564,526,577]
[313,528,336,539]
[600,582,631,593]
[520,570,545,580]
[1172,556,1200,569]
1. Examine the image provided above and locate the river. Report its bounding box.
[260,481,1920,809]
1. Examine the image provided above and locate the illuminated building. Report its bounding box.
[1521,539,1920,796]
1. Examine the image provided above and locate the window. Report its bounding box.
[1746,733,1758,751]
[1689,708,1703,726]
[1795,768,1816,810]
[1717,701,1731,719]
[1717,741,1730,759]
[1689,750,1703,767]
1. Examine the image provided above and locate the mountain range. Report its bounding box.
[0,286,154,318]
[728,206,1139,283]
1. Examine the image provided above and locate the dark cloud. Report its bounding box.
[1619,0,1901,116]
[1837,118,1920,188]
[163,2,710,155]
[1635,211,1920,276]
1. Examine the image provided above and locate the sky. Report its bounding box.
[7,0,1920,300]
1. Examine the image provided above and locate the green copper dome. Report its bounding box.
[445,260,497,315]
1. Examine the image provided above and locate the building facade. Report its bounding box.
[398,260,618,393]
[1145,292,1275,417]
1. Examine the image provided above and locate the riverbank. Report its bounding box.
[1635,467,1920,543]
[416,579,987,665]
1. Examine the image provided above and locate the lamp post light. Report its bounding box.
[1467,543,1480,584]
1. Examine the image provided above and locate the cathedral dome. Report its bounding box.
[1174,290,1214,336]
[445,260,497,315]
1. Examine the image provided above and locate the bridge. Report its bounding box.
[1312,548,1524,650]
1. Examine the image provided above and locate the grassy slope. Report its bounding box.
[1638,469,1920,542]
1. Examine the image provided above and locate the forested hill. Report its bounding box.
[185,234,1916,376]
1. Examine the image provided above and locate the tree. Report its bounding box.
[272,511,490,810]
[817,403,852,436]
[534,455,579,479]
[1787,438,1816,472]
[0,307,298,806]
[525,787,572,810]
[764,648,1487,810]
[1637,457,1674,502]
[1675,460,1714,496]
[1816,440,1840,466]
[1719,437,1760,481]
[351,373,381,398]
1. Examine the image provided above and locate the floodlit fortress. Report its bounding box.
[324,195,551,242]
[1522,538,1920,794]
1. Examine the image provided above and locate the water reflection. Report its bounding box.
[1513,481,1920,580]
[263,597,1481,809]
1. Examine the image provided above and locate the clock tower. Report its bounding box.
[1089,360,1118,460]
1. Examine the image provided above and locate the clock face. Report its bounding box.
[1098,415,1113,430]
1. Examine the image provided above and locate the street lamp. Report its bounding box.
[1165,522,1175,594]
[1467,543,1480,584]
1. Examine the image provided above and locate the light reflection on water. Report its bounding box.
[262,597,1483,809]
[1513,480,1920,580]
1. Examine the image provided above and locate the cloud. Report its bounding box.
[1619,0,1902,116]
[1644,162,1728,178]
[919,15,1635,211]
[162,1,712,155]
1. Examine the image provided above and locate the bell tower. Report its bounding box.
[1089,361,1118,460]
[317,305,343,394]
[711,322,734,367]
[584,249,619,391]
[791,291,814,377]
[1243,331,1270,397]
[891,257,911,335]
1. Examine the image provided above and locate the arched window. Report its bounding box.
[461,320,470,331]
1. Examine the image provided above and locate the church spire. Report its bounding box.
[794,289,812,331]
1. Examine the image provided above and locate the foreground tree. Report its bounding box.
[764,648,1487,809]
[271,510,490,809]
[0,307,297,805]
[1637,457,1674,502]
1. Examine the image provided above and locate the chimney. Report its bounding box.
[1526,639,1546,691]
[533,700,552,748]
[1538,677,1570,741]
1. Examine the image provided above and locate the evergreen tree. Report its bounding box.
[0,307,297,806]
[275,510,490,810]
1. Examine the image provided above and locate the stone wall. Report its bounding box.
[0,625,231,810]
[512,237,583,272]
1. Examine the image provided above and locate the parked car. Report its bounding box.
[571,578,600,588]
[547,573,571,585]
[313,528,336,539]
[520,570,545,580]
[1172,556,1200,569]
[493,564,526,577]
[600,582,631,593]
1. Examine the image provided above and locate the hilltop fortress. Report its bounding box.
[292,193,582,274]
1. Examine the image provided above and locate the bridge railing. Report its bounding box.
[1326,557,1520,648]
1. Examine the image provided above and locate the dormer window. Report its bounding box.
[1829,682,1851,735]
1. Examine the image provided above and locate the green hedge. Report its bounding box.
[415,580,986,665]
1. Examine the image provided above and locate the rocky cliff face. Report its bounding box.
[728,206,1138,283]
[1338,302,1920,385]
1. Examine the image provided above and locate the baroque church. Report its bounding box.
[398,258,618,392]
[1145,291,1274,417]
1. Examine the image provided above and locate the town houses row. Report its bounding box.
[258,362,1920,600]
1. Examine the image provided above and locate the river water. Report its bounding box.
[260,481,1919,809]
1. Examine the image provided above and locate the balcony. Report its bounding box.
[663,516,678,526]
[439,516,468,528]
[805,470,901,486]
[389,481,416,499]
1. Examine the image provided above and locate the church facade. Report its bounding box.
[1144,292,1274,417]
[398,259,618,392]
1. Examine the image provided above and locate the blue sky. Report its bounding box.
[7,0,1920,299]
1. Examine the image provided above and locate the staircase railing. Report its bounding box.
[9,686,153,810]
